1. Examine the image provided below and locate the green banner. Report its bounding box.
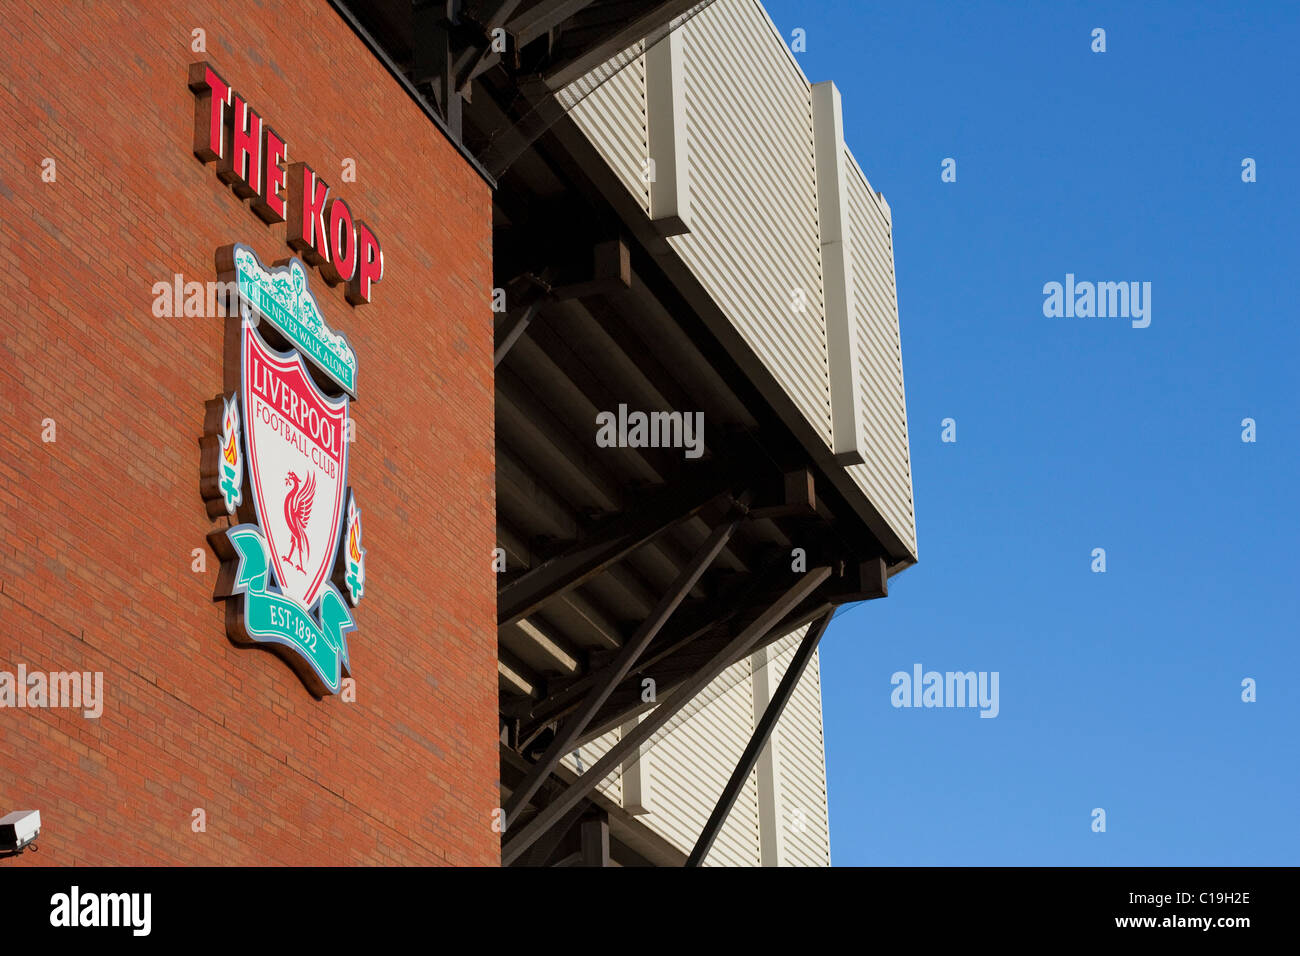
[225,525,353,695]
[232,244,358,396]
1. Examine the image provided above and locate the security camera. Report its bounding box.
[0,810,40,853]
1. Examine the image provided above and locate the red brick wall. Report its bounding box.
[0,1,498,864]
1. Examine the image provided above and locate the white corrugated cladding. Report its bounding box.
[563,0,832,448]
[561,0,917,560]
[842,150,916,553]
[548,0,922,863]
[560,41,651,215]
[765,628,833,866]
[667,0,832,447]
[555,640,832,865]
[563,728,623,806]
[640,654,763,865]
[556,633,830,866]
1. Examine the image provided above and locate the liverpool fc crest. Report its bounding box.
[201,244,364,697]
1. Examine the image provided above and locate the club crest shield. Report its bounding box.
[242,322,349,610]
[201,244,365,697]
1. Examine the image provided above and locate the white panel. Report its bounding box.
[561,0,916,559]
[559,0,915,561]
[812,80,865,464]
[751,641,785,865]
[628,624,834,867]
[646,29,691,234]
[666,0,832,448]
[562,42,650,214]
[766,628,832,866]
[620,714,652,815]
[842,149,916,555]
[639,655,763,866]
[555,630,832,867]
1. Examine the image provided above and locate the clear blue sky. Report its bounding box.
[763,0,1300,865]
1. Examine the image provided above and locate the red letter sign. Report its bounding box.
[321,198,357,285]
[253,126,288,224]
[188,62,231,162]
[190,62,384,305]
[347,222,383,305]
[221,96,263,199]
[287,162,332,266]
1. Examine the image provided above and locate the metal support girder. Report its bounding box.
[454,47,501,92]
[413,0,465,138]
[507,0,595,49]
[548,236,631,300]
[492,237,628,366]
[569,556,827,737]
[466,0,525,24]
[514,548,789,737]
[502,513,743,823]
[496,473,739,628]
[748,468,817,519]
[492,269,553,357]
[685,609,834,867]
[500,565,832,865]
[541,0,706,88]
[579,809,610,866]
[548,541,873,738]
[494,297,546,367]
[454,0,522,90]
[517,796,589,866]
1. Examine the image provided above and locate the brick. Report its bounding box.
[0,0,497,866]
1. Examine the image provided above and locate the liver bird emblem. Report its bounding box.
[282,470,316,572]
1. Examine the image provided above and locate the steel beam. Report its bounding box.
[570,560,821,737]
[500,565,831,864]
[502,513,742,822]
[507,0,594,48]
[685,609,834,866]
[579,809,610,867]
[542,0,705,88]
[455,0,522,90]
[497,474,738,627]
[516,797,589,866]
[413,1,465,137]
[494,297,546,367]
[515,554,781,737]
